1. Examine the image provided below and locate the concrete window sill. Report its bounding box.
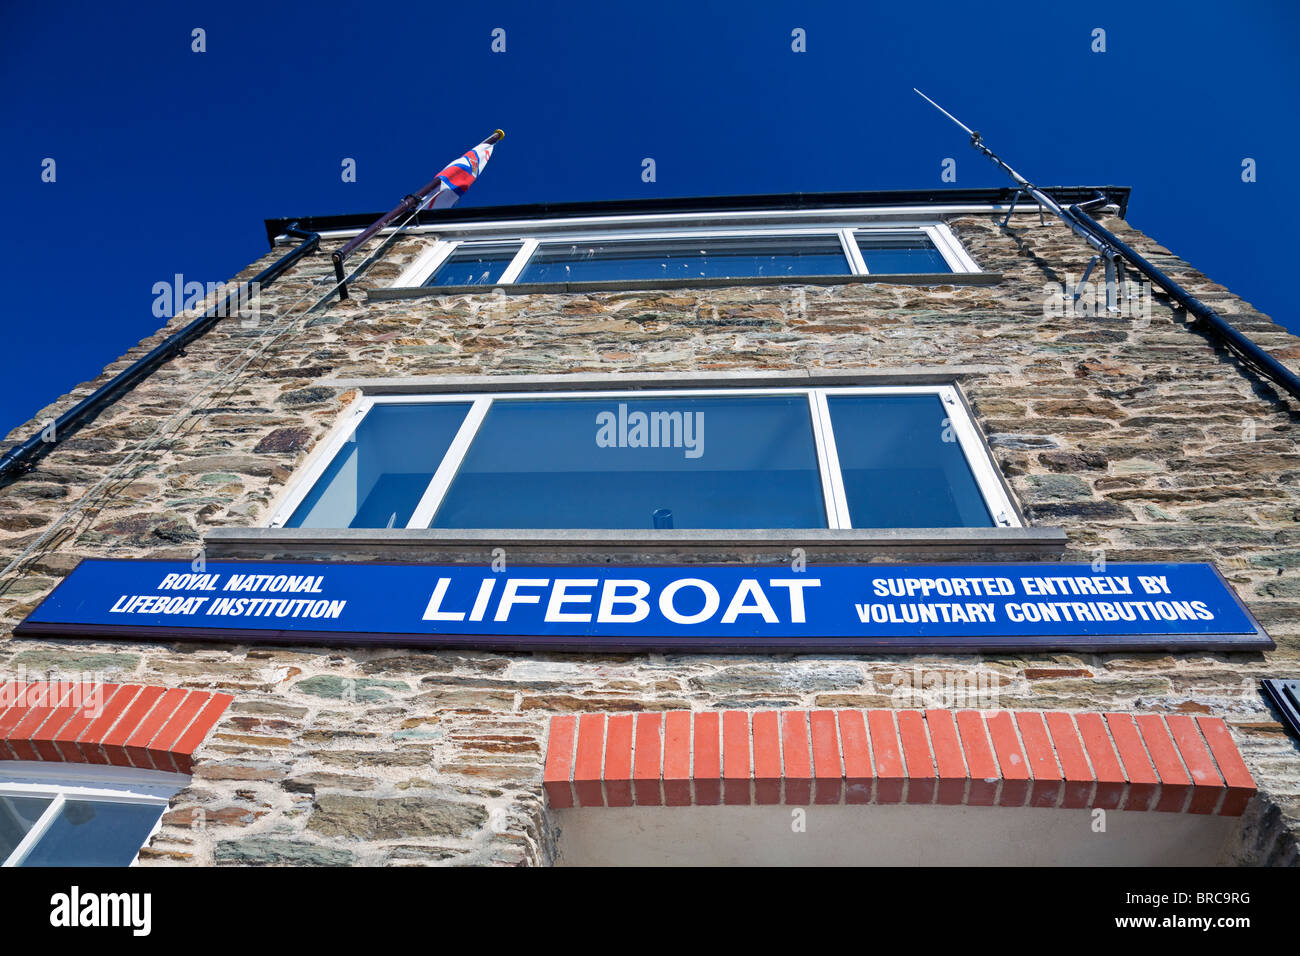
[321,367,1012,394]
[365,271,1002,302]
[204,526,1067,565]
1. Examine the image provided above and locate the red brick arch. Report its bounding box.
[544,708,1255,816]
[0,680,231,774]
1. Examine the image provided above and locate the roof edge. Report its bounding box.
[263,186,1131,247]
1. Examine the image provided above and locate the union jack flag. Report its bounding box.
[421,131,502,210]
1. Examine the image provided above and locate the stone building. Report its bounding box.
[0,186,1297,867]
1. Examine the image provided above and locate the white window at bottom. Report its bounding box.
[0,764,185,867]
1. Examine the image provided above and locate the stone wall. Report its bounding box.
[1,207,1297,866]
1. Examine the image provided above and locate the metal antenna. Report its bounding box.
[908,88,1300,401]
[912,88,978,140]
[913,88,1122,311]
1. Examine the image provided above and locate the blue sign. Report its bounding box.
[14,559,1271,653]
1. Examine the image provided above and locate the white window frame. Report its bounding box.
[0,762,186,867]
[266,385,1019,531]
[392,221,978,288]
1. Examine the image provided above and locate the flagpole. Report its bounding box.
[330,129,504,299]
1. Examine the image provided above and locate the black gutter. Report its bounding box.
[0,225,321,486]
[1067,205,1300,405]
[264,185,1131,247]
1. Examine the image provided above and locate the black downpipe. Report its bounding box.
[0,224,322,485]
[1064,205,1300,405]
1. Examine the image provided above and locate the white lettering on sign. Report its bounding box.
[659,579,720,625]
[110,595,211,615]
[719,579,778,624]
[422,578,465,621]
[872,577,1014,598]
[546,579,599,623]
[470,578,495,621]
[856,571,1229,630]
[598,580,651,623]
[1137,575,1172,594]
[768,579,821,623]
[1019,575,1135,596]
[856,602,996,624]
[1004,600,1213,623]
[494,579,548,622]
[420,576,825,626]
[221,573,325,593]
[158,573,221,591]
[206,598,345,618]
[121,572,338,620]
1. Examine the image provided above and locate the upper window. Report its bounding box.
[1,765,183,867]
[270,386,1018,532]
[514,235,852,283]
[397,224,978,289]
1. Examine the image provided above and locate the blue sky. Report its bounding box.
[1,1,1297,439]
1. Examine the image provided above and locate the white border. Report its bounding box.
[406,398,492,528]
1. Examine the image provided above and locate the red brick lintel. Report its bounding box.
[0,680,233,774]
[543,708,1256,816]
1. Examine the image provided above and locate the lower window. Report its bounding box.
[272,385,1019,532]
[0,767,181,867]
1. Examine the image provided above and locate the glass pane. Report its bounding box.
[432,395,826,529]
[827,394,993,528]
[20,800,164,867]
[0,795,52,862]
[855,233,952,273]
[424,244,519,287]
[515,235,849,283]
[286,403,471,529]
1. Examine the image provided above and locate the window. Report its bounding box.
[1,765,183,867]
[515,235,852,283]
[853,231,954,274]
[824,394,994,528]
[287,402,473,529]
[433,394,826,530]
[395,223,977,289]
[422,242,522,287]
[271,386,1018,532]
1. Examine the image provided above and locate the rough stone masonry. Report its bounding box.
[1,205,1298,866]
